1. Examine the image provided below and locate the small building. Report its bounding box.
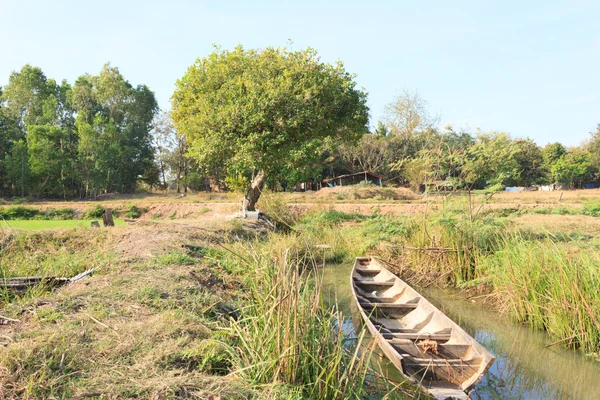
[323,171,383,187]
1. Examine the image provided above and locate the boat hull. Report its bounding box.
[350,257,494,400]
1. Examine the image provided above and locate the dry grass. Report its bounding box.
[313,186,419,201]
[484,189,600,205]
[0,223,253,399]
[513,214,600,236]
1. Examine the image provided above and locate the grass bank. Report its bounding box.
[370,202,600,356]
[0,220,408,399]
[1,219,126,230]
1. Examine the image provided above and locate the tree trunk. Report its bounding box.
[245,170,266,211]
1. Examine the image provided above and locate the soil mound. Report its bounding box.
[315,186,418,201]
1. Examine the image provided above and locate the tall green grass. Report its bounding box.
[395,212,506,285]
[378,205,600,354]
[219,240,399,399]
[480,239,600,353]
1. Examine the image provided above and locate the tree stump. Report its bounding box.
[102,208,115,227]
[91,221,101,228]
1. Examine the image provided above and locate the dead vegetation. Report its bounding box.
[313,185,419,201]
[0,221,256,399]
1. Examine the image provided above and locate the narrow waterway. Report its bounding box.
[321,263,600,400]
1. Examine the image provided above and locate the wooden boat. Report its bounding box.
[351,257,495,400]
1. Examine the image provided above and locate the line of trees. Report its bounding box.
[335,91,600,191]
[2,58,599,200]
[0,64,159,198]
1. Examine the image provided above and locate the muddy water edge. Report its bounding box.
[321,263,600,400]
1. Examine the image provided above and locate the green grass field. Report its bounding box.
[0,219,125,230]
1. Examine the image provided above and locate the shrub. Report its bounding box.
[124,205,145,219]
[0,206,40,220]
[259,191,303,230]
[581,200,600,217]
[43,208,75,220]
[82,205,105,219]
[300,210,365,226]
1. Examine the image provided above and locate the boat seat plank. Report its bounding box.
[402,356,483,368]
[359,302,418,310]
[354,268,382,277]
[353,280,396,292]
[382,331,452,342]
[353,278,395,286]
[391,341,473,360]
[356,286,406,303]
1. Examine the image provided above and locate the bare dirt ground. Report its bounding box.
[11,188,597,224]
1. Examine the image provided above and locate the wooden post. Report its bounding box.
[103,208,115,227]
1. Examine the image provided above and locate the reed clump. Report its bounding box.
[381,205,600,354]
[481,239,600,353]
[221,242,388,399]
[391,211,507,286]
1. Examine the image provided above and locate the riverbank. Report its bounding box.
[1,193,600,398]
[0,218,406,399]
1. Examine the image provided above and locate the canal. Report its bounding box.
[322,263,600,400]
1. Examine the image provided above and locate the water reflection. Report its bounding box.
[322,263,600,400]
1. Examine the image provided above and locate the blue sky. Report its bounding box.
[1,0,598,146]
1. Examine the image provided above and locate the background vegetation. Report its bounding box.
[2,49,600,202]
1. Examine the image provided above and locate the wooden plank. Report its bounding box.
[359,302,418,310]
[383,331,452,341]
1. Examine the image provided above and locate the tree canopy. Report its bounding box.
[171,45,369,209]
[0,64,158,198]
[1,57,599,199]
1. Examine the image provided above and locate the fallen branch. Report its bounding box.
[0,315,20,323]
[545,334,580,348]
[69,267,99,284]
[386,244,457,253]
[1,268,98,291]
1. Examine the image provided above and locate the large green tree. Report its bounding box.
[512,138,545,186]
[462,132,519,189]
[0,65,76,197]
[172,45,369,210]
[72,64,158,196]
[585,124,600,181]
[552,149,593,188]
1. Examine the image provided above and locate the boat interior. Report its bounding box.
[352,256,494,392]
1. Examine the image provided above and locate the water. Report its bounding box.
[322,263,600,400]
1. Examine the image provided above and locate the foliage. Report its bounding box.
[0,206,39,220]
[152,112,196,192]
[2,219,125,230]
[462,132,519,189]
[513,138,546,186]
[224,174,250,194]
[0,63,158,198]
[481,239,600,353]
[384,90,438,137]
[580,200,600,217]
[82,205,105,219]
[551,149,592,188]
[0,206,74,220]
[124,205,145,219]
[221,242,385,398]
[172,45,369,207]
[300,210,365,226]
[336,133,390,176]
